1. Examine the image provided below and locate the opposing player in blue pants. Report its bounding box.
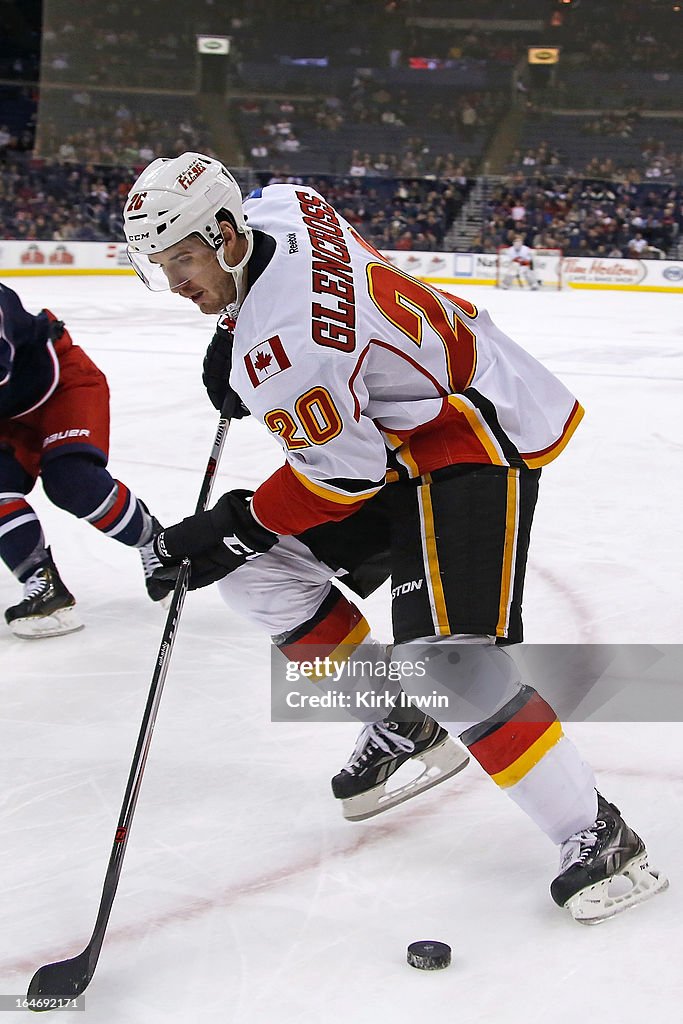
[0,283,165,638]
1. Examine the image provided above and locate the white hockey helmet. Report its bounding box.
[123,152,253,293]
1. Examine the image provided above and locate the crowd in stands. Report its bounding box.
[275,174,469,251]
[546,0,682,73]
[2,148,682,262]
[37,0,440,91]
[40,0,223,91]
[472,177,682,259]
[227,0,680,81]
[507,120,683,184]
[1,0,682,260]
[524,2,683,112]
[506,141,683,184]
[0,151,469,252]
[235,83,504,178]
[345,149,472,181]
[505,134,683,184]
[36,96,217,166]
[582,144,683,185]
[10,0,682,91]
[0,154,135,242]
[39,0,680,100]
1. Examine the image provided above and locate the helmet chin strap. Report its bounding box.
[217,229,254,315]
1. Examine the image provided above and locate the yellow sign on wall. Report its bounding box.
[528,47,560,64]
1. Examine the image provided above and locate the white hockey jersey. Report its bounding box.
[505,242,534,265]
[229,185,583,535]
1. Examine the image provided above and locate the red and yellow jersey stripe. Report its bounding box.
[252,462,383,535]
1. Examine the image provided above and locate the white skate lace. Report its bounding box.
[139,540,162,579]
[342,721,415,775]
[22,571,47,600]
[559,823,602,872]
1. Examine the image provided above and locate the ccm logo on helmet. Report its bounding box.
[128,232,150,241]
[177,159,207,191]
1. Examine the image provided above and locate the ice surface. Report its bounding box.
[1,279,681,1023]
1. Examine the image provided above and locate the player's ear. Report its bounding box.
[218,219,237,246]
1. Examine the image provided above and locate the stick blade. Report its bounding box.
[27,948,93,1008]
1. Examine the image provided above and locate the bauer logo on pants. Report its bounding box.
[42,428,91,448]
[244,335,291,387]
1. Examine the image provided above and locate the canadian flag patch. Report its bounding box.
[244,335,291,387]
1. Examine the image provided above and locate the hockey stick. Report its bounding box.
[26,393,239,1010]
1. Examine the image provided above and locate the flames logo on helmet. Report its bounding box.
[176,160,207,191]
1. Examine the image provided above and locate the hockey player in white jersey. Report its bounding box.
[500,234,539,290]
[123,152,667,923]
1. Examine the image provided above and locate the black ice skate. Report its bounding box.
[138,511,170,604]
[5,551,83,639]
[551,793,668,924]
[332,703,469,821]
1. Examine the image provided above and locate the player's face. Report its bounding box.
[148,235,237,314]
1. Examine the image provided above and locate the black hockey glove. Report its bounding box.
[202,326,250,418]
[152,489,276,591]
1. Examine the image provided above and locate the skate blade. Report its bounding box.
[341,738,469,822]
[566,852,669,925]
[8,606,84,639]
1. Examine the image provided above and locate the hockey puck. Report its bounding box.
[406,940,451,971]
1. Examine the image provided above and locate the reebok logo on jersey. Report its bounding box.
[244,336,291,387]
